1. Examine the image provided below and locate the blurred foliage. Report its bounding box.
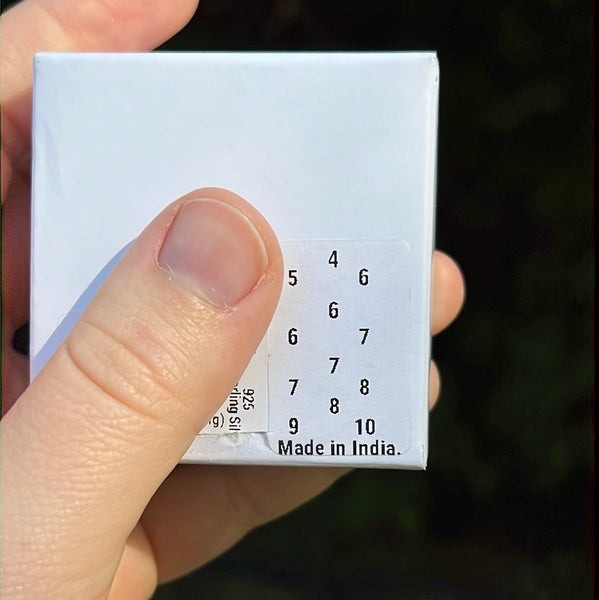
[155,0,592,598]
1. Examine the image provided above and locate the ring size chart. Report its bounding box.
[268,240,411,457]
[200,240,412,459]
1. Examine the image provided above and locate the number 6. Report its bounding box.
[328,301,339,319]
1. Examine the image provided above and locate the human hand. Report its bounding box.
[1,1,465,598]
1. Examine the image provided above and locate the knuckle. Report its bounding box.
[64,316,189,426]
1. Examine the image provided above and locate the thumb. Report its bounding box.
[1,188,283,597]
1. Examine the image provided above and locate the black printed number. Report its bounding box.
[330,397,340,414]
[328,301,339,319]
[289,417,299,435]
[355,418,376,435]
[289,379,299,395]
[288,328,298,345]
[328,250,339,268]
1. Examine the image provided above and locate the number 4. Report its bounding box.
[328,250,338,268]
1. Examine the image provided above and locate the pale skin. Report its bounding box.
[0,1,466,599]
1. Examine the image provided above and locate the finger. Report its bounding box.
[0,0,199,160]
[431,250,465,335]
[109,466,348,588]
[429,360,441,410]
[108,523,157,600]
[0,188,283,599]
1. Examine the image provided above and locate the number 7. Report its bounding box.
[359,328,370,345]
[289,378,299,395]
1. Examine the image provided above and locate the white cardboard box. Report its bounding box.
[31,52,439,468]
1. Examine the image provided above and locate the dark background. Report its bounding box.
[4,0,592,598]
[154,2,593,598]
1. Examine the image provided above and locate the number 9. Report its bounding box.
[289,417,299,435]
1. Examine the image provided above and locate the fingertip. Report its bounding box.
[431,250,466,335]
[429,360,441,410]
